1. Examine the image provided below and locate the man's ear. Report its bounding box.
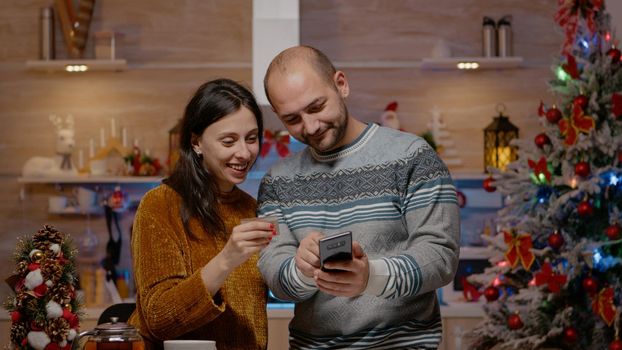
[333,71,350,98]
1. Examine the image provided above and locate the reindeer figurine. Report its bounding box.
[22,115,79,177]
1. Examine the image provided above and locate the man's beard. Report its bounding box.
[304,101,349,152]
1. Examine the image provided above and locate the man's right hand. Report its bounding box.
[295,231,323,278]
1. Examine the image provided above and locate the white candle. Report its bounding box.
[145,149,150,156]
[89,138,95,158]
[122,127,128,147]
[111,118,116,138]
[100,128,106,147]
[78,149,84,169]
[133,138,139,147]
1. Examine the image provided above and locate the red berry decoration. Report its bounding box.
[534,133,551,149]
[563,326,579,344]
[582,276,598,295]
[484,286,500,302]
[574,161,590,177]
[605,224,621,240]
[610,340,622,350]
[607,47,621,62]
[573,94,589,110]
[483,177,496,192]
[507,313,523,330]
[546,107,563,124]
[577,201,593,216]
[548,231,564,250]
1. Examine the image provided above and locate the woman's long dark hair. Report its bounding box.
[164,79,263,239]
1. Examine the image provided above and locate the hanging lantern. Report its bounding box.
[484,104,519,171]
[168,119,182,173]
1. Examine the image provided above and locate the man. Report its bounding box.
[257,45,460,349]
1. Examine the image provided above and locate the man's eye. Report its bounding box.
[308,105,323,113]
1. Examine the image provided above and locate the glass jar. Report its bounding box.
[78,317,144,350]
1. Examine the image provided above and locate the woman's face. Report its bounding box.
[192,106,260,192]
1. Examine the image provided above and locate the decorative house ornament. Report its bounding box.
[483,104,519,171]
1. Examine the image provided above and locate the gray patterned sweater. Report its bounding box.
[257,124,460,349]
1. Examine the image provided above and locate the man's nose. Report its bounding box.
[301,114,320,136]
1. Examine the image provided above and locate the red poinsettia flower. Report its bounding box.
[528,157,552,183]
[534,262,567,293]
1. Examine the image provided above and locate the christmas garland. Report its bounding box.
[4,225,81,350]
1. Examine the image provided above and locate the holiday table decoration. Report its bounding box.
[4,225,81,350]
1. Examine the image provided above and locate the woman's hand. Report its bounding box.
[202,219,275,295]
[220,220,275,270]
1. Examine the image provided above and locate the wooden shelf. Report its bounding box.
[25,59,127,72]
[420,56,523,70]
[18,176,162,184]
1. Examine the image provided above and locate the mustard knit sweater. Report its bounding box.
[128,184,267,350]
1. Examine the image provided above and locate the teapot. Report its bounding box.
[74,317,144,350]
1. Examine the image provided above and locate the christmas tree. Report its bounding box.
[4,225,81,350]
[465,1,622,349]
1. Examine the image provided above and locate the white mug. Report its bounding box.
[48,196,68,213]
[74,187,97,213]
[163,340,217,350]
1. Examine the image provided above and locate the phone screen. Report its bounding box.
[319,231,353,272]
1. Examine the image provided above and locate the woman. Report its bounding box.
[128,79,274,350]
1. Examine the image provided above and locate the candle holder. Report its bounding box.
[484,104,519,172]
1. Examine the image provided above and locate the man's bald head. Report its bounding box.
[263,46,337,105]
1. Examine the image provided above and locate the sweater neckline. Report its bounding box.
[310,123,378,162]
[218,186,243,204]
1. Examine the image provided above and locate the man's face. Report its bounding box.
[267,65,349,152]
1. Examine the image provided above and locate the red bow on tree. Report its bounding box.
[261,130,290,158]
[611,93,622,118]
[461,276,481,302]
[559,103,595,146]
[562,54,580,80]
[592,287,617,326]
[534,262,567,293]
[504,231,535,270]
[528,156,552,184]
[555,0,603,55]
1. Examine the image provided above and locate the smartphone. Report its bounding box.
[319,231,353,272]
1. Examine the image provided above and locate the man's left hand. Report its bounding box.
[314,241,369,297]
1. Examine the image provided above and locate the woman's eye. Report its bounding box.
[222,139,235,146]
[246,135,258,143]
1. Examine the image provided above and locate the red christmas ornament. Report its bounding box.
[546,107,563,124]
[484,286,500,302]
[548,232,564,250]
[582,276,599,295]
[574,161,590,177]
[606,47,621,62]
[507,314,523,330]
[618,150,622,164]
[45,343,60,350]
[573,94,589,110]
[534,133,551,149]
[483,177,496,192]
[605,224,621,240]
[609,340,622,350]
[10,310,21,322]
[563,326,579,344]
[577,201,593,216]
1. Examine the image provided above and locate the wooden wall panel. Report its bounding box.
[301,0,560,63]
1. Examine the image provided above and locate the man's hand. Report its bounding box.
[295,231,323,278]
[314,241,369,297]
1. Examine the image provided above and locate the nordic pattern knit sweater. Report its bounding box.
[257,123,460,349]
[128,184,267,350]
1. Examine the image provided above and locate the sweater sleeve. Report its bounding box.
[131,188,226,340]
[256,173,319,302]
[364,143,461,299]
